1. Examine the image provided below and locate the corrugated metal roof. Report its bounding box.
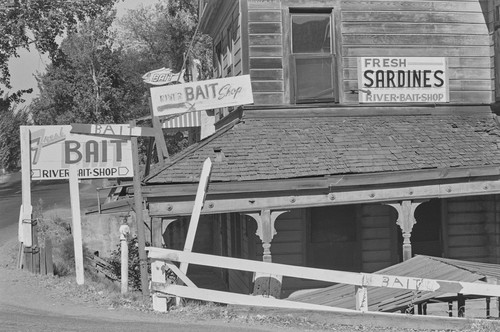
[288,255,500,312]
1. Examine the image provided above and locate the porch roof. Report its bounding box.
[288,255,500,312]
[145,108,500,186]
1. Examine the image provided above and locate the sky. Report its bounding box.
[6,0,156,105]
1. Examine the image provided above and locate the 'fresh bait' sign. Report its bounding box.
[358,57,448,103]
[150,75,254,117]
[25,125,133,180]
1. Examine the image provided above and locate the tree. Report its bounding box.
[0,95,28,171]
[0,0,117,97]
[30,10,149,125]
[116,0,213,82]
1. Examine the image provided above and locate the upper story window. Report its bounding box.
[290,10,336,104]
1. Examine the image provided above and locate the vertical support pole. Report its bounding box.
[45,238,54,275]
[120,218,130,294]
[69,165,84,285]
[32,219,39,273]
[151,260,168,312]
[148,97,169,163]
[355,286,368,312]
[486,297,491,319]
[244,210,288,298]
[448,301,453,317]
[130,122,150,297]
[20,126,32,248]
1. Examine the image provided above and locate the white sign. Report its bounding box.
[70,123,156,137]
[142,67,185,86]
[358,57,448,103]
[26,125,133,180]
[150,75,254,117]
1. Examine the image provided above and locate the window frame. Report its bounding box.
[288,8,338,104]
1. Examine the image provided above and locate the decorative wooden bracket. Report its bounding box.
[244,209,289,298]
[385,200,425,261]
[244,209,289,262]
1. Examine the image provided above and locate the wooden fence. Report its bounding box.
[147,247,500,314]
[19,219,53,275]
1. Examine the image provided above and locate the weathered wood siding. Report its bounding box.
[445,195,499,263]
[242,0,495,105]
[340,0,493,104]
[227,213,253,294]
[247,0,284,105]
[359,204,397,272]
[251,209,306,297]
[494,0,500,101]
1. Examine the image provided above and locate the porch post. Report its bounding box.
[386,200,423,261]
[244,209,288,298]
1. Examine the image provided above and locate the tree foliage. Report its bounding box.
[30,10,149,125]
[0,97,28,171]
[116,0,213,81]
[0,0,117,95]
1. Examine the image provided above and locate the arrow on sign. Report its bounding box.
[31,169,41,178]
[118,167,130,176]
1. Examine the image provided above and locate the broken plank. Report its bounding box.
[155,284,356,313]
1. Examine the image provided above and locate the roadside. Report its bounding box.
[1,174,499,331]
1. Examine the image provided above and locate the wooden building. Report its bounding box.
[138,0,500,299]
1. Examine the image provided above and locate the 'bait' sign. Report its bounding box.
[25,125,133,180]
[358,57,449,103]
[150,75,254,117]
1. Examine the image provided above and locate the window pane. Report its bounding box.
[295,57,335,102]
[292,14,331,53]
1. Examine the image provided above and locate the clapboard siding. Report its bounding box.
[359,204,395,273]
[446,196,496,262]
[340,1,492,104]
[248,5,284,105]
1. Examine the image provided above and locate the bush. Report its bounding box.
[107,235,150,291]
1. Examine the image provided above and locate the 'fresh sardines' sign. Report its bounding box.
[358,57,448,103]
[150,75,253,117]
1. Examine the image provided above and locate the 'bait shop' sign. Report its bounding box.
[358,57,449,103]
[150,75,254,117]
[26,125,133,180]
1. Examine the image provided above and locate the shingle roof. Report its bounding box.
[145,112,500,184]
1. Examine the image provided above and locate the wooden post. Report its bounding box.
[130,124,150,297]
[119,219,130,294]
[179,158,212,275]
[151,260,168,312]
[32,219,39,273]
[20,127,32,247]
[386,200,424,261]
[148,97,169,163]
[69,165,84,285]
[45,238,54,275]
[355,286,368,312]
[244,210,288,298]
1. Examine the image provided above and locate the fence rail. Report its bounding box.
[147,246,500,314]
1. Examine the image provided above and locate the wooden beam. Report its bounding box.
[154,284,355,313]
[143,165,500,197]
[148,179,500,217]
[147,247,500,298]
[179,158,212,275]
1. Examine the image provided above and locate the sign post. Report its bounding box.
[69,164,84,285]
[20,125,134,284]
